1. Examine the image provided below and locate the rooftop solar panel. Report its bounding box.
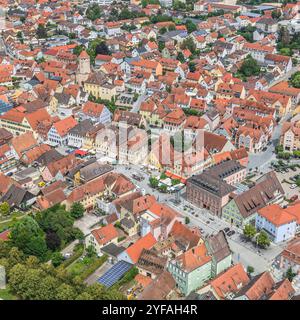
[98,260,133,288]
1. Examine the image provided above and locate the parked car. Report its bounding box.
[290,195,298,202]
[290,184,297,189]
[224,227,230,233]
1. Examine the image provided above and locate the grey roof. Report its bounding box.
[206,231,231,263]
[1,184,35,208]
[189,172,236,197]
[54,92,72,105]
[35,149,64,166]
[188,160,244,197]
[209,160,245,180]
[68,119,94,137]
[234,171,284,219]
[120,216,135,229]
[101,243,126,258]
[80,162,113,182]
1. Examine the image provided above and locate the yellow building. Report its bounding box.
[84,72,117,100]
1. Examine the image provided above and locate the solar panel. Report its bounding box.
[98,260,133,288]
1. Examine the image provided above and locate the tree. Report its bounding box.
[291,71,300,88]
[256,231,270,248]
[238,55,261,78]
[10,216,48,260]
[181,37,196,54]
[56,283,77,300]
[86,4,102,21]
[176,52,185,63]
[278,26,290,47]
[185,217,190,224]
[243,223,256,240]
[280,47,292,56]
[149,177,159,188]
[271,10,281,20]
[70,202,85,220]
[36,205,77,246]
[158,41,165,52]
[0,202,10,216]
[247,266,254,275]
[36,24,47,39]
[95,41,110,56]
[46,231,61,251]
[73,45,85,56]
[285,267,296,282]
[159,27,167,34]
[159,184,167,193]
[86,245,96,258]
[185,20,197,34]
[188,61,196,73]
[52,252,64,267]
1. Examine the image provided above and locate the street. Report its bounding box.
[167,196,283,276]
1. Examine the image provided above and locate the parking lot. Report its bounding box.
[74,213,102,236]
[274,167,300,200]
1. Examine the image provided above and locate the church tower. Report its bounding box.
[76,50,91,86]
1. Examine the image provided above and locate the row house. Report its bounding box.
[242,42,275,63]
[47,116,78,146]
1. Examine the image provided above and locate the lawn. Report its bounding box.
[0,212,27,232]
[67,254,107,281]
[0,287,18,300]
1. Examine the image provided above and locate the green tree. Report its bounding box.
[238,55,261,78]
[185,20,197,34]
[159,185,167,193]
[149,177,159,188]
[247,265,254,275]
[176,52,185,63]
[70,202,85,220]
[280,48,292,56]
[159,27,167,34]
[158,41,165,52]
[36,205,77,246]
[256,231,270,248]
[188,61,196,72]
[0,202,10,216]
[243,223,256,240]
[10,216,48,259]
[185,217,190,224]
[271,10,281,20]
[86,4,102,21]
[36,24,47,39]
[52,252,64,267]
[285,267,296,281]
[181,37,196,54]
[291,71,300,88]
[56,283,77,300]
[46,231,61,251]
[86,245,96,258]
[73,45,85,56]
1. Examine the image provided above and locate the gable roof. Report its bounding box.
[126,232,157,264]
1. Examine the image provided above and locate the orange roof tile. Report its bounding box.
[126,233,157,264]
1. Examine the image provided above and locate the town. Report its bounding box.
[0,0,300,301]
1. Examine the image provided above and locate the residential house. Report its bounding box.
[222,171,285,228]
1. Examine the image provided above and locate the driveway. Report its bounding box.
[74,213,102,236]
[84,261,113,286]
[61,240,79,256]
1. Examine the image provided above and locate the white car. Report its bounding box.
[290,184,297,189]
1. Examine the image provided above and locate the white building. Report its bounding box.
[256,204,297,244]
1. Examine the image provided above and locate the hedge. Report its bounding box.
[79,254,108,281]
[60,245,84,268]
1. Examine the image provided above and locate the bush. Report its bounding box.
[60,245,84,268]
[78,255,108,281]
[117,236,126,243]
